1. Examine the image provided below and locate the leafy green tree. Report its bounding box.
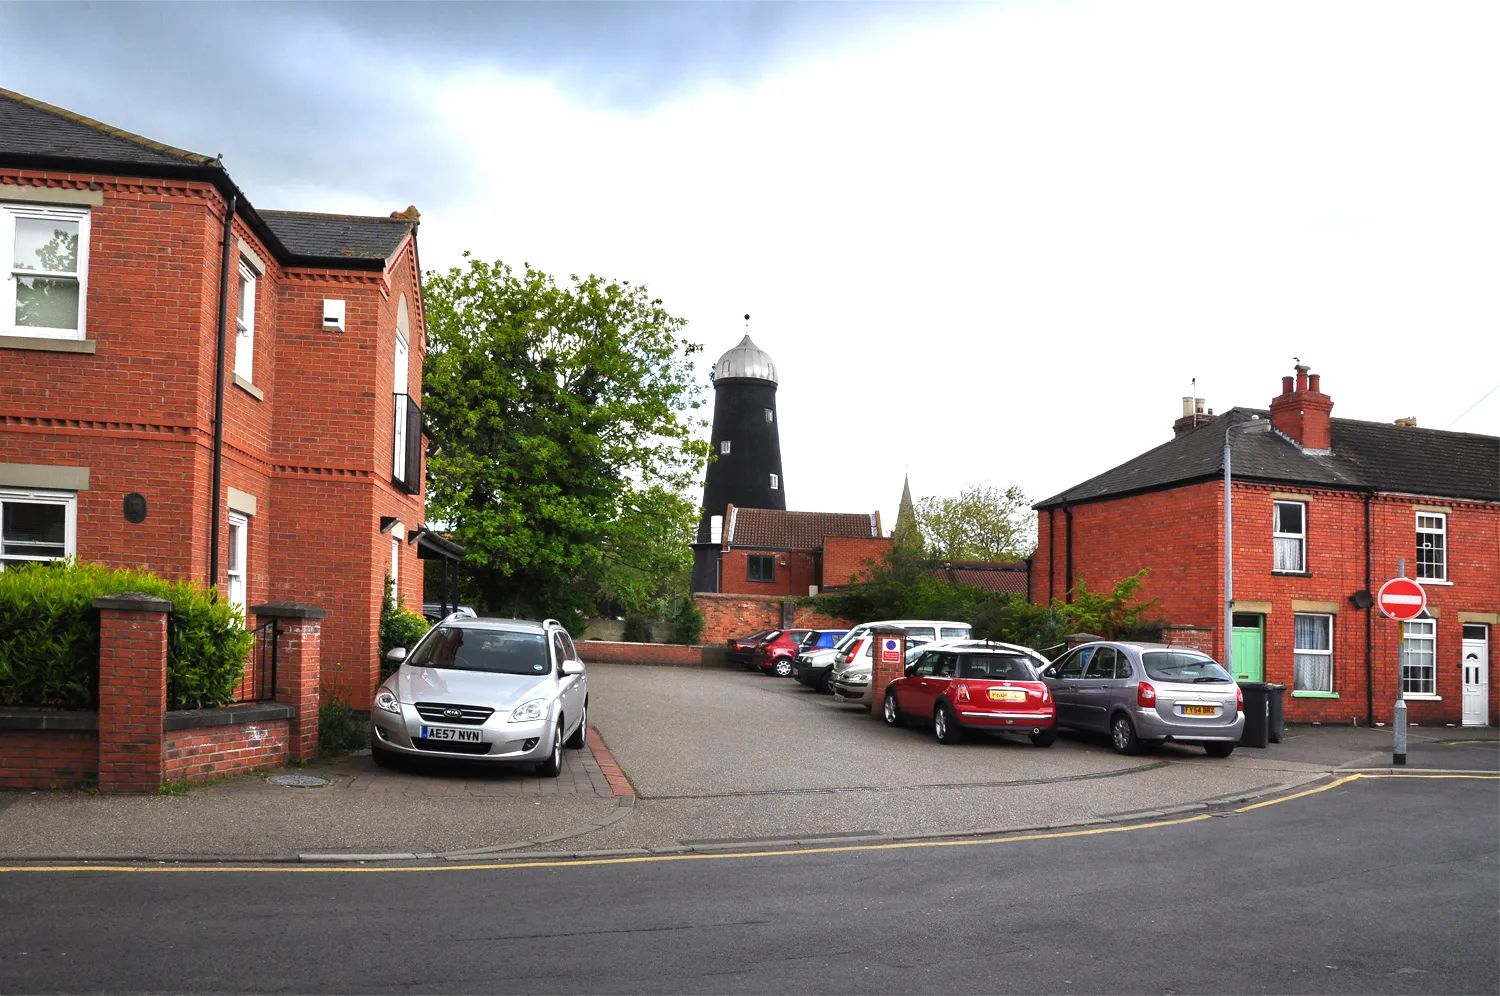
[1061,569,1161,639]
[915,483,1035,561]
[422,258,709,629]
[379,577,430,679]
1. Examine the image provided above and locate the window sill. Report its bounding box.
[0,334,96,354]
[232,374,264,401]
[1292,690,1339,699]
[1271,571,1313,578]
[1415,579,1452,586]
[1402,694,1442,702]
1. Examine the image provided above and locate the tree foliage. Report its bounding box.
[915,483,1036,561]
[422,258,709,629]
[379,577,430,679]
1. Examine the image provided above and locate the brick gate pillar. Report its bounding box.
[251,602,329,762]
[93,592,173,793]
[868,625,909,718]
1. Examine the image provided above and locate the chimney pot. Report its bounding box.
[1281,375,1294,395]
[1182,396,1195,418]
[1295,364,1309,392]
[1308,373,1321,393]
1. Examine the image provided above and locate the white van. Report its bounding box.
[830,619,972,703]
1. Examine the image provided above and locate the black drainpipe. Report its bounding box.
[1364,490,1374,726]
[207,191,237,595]
[1048,507,1056,603]
[1063,505,1074,603]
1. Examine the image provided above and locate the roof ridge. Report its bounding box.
[260,208,414,224]
[0,87,215,167]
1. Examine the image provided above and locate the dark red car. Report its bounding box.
[727,630,778,668]
[882,643,1056,746]
[751,629,815,676]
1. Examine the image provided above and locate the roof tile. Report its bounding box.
[727,508,877,551]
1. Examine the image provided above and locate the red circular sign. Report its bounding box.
[1376,577,1427,621]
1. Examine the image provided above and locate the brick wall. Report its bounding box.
[822,536,892,588]
[716,549,818,596]
[575,641,706,666]
[0,729,98,790]
[696,593,856,644]
[164,719,288,781]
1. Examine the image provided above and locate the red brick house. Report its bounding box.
[1031,364,1498,727]
[699,506,883,596]
[0,88,461,703]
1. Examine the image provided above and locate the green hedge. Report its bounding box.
[0,560,254,710]
[379,577,430,679]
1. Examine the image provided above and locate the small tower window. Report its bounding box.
[764,409,774,423]
[769,473,779,490]
[720,440,731,455]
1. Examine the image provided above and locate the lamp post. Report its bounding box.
[1224,417,1273,675]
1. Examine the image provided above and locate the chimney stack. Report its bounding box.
[1269,363,1334,452]
[1172,396,1214,438]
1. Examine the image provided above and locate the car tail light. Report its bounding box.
[956,682,970,702]
[1039,685,1051,704]
[1137,681,1157,708]
[1236,685,1244,713]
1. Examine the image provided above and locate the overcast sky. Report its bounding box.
[3,0,1496,524]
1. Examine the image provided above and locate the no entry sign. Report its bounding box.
[880,638,902,664]
[1376,577,1427,621]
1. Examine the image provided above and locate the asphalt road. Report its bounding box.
[2,775,1495,994]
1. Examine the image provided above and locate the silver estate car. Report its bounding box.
[1038,642,1244,757]
[371,616,589,777]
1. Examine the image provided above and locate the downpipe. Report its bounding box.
[207,191,237,595]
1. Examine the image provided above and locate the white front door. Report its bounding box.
[1461,624,1489,727]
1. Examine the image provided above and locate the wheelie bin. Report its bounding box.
[1238,682,1270,748]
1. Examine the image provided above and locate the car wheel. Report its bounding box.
[816,671,833,694]
[536,724,564,778]
[883,690,904,727]
[934,702,962,745]
[774,658,794,678]
[565,702,588,749]
[1204,742,1235,758]
[1111,714,1143,755]
[1029,728,1057,748]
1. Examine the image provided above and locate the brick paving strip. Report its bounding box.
[586,726,636,798]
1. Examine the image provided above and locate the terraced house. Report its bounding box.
[0,88,461,702]
[1032,364,1499,728]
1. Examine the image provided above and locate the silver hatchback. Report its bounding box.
[370,617,589,777]
[1039,642,1244,756]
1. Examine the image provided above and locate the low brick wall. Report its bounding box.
[0,715,99,789]
[576,640,706,667]
[162,703,294,782]
[695,592,856,644]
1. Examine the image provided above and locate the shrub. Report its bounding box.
[379,577,430,679]
[668,597,704,646]
[621,614,654,643]
[0,559,253,710]
[318,691,368,757]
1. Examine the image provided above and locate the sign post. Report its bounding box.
[1377,570,1426,766]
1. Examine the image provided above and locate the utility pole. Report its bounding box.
[1392,557,1407,766]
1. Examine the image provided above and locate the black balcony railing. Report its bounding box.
[393,393,424,494]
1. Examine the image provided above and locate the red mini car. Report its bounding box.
[751,629,815,676]
[882,643,1056,746]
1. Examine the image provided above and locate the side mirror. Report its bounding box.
[385,647,408,663]
[561,659,585,676]
[904,664,917,677]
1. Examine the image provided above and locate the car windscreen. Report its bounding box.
[835,627,868,651]
[958,654,1037,681]
[408,627,552,675]
[1141,652,1234,683]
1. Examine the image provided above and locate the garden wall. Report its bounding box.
[694,592,855,644]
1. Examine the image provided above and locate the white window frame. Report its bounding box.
[764,408,774,423]
[769,473,779,490]
[234,260,256,381]
[0,487,77,569]
[393,323,410,481]
[1292,613,1334,693]
[1415,512,1447,582]
[0,203,91,340]
[226,511,248,615]
[391,534,401,591]
[1272,500,1306,574]
[1400,617,1437,698]
[719,439,731,455]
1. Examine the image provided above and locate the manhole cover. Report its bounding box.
[267,773,331,788]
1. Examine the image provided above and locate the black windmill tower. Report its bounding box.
[690,319,786,592]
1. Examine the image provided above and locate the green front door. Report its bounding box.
[1230,614,1265,682]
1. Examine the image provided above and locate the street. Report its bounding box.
[2,774,1494,994]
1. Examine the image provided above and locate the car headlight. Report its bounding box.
[509,698,549,722]
[374,690,402,715]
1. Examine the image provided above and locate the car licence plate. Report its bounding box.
[988,689,1026,702]
[420,726,481,742]
[1182,705,1217,717]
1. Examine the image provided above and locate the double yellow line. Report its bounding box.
[2,771,1493,875]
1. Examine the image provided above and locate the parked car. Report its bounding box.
[371,616,589,777]
[1037,642,1244,756]
[752,629,816,676]
[794,629,867,692]
[830,620,973,703]
[882,643,1057,746]
[728,629,779,668]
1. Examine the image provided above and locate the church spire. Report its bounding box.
[892,473,923,557]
